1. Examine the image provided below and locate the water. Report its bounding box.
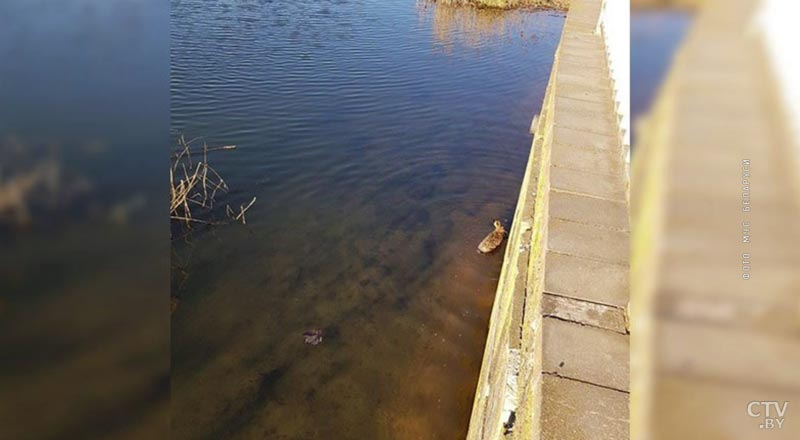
[1,1,169,438]
[631,10,692,126]
[170,1,564,438]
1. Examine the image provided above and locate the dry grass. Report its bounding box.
[169,136,255,231]
[433,0,569,10]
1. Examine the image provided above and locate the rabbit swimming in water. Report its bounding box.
[478,220,506,254]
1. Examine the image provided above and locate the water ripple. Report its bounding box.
[171,1,564,438]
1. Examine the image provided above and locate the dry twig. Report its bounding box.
[170,135,255,234]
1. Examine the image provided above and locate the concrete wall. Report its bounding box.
[630,1,800,438]
[466,1,630,439]
[466,60,555,440]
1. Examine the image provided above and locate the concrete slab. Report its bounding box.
[551,165,626,201]
[553,96,617,136]
[553,125,619,151]
[544,251,628,307]
[548,217,629,264]
[558,46,607,64]
[565,18,601,33]
[549,190,629,231]
[540,374,629,440]
[659,257,799,304]
[656,319,800,390]
[655,293,800,342]
[560,32,605,46]
[542,293,627,333]
[559,45,605,66]
[560,39,604,53]
[556,79,612,103]
[555,94,614,118]
[557,53,608,72]
[552,141,623,176]
[542,317,629,391]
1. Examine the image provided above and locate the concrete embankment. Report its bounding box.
[631,0,800,438]
[467,0,630,438]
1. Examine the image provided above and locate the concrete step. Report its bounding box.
[540,374,629,440]
[549,189,629,231]
[551,141,624,177]
[544,251,628,308]
[542,317,629,392]
[547,217,629,265]
[551,165,627,202]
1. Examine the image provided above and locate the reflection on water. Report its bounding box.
[631,10,691,130]
[171,0,563,438]
[0,0,169,438]
[419,1,559,52]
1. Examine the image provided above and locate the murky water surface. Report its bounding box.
[1,1,169,437]
[171,1,564,438]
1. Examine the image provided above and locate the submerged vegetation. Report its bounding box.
[434,0,569,10]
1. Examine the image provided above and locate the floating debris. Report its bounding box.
[303,328,324,346]
[478,219,507,254]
